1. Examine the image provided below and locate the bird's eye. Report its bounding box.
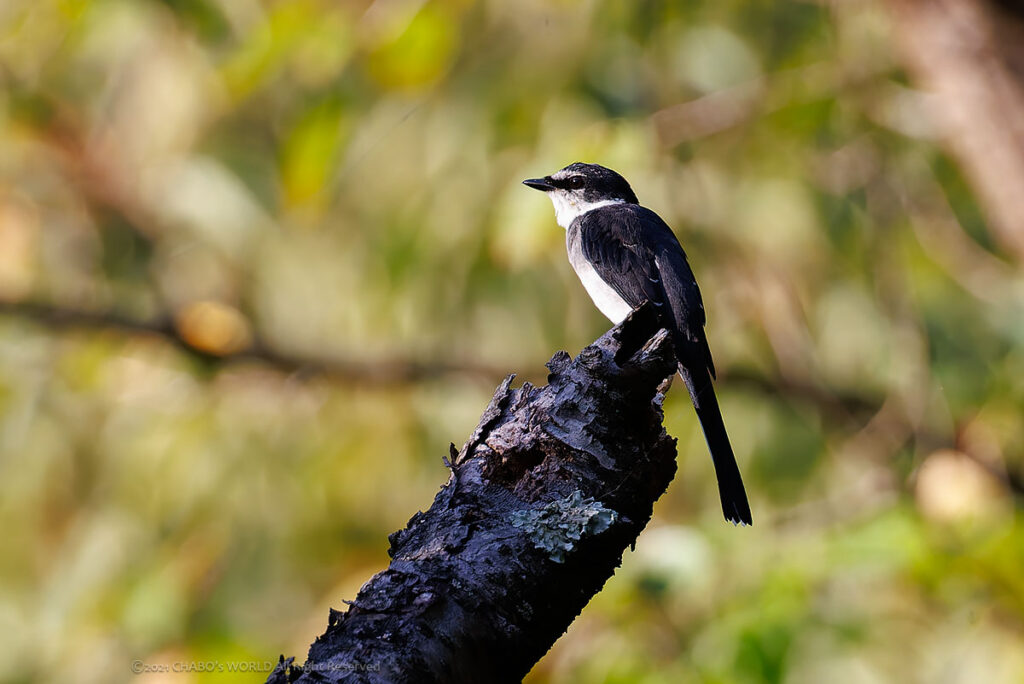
[568,176,584,189]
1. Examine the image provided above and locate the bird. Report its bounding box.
[523,162,752,526]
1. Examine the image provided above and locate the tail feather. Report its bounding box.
[678,363,752,526]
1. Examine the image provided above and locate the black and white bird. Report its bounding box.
[524,162,752,526]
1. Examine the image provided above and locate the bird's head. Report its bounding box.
[523,162,638,228]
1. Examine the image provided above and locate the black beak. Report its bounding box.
[523,177,554,192]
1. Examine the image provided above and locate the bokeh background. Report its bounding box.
[1,0,1022,682]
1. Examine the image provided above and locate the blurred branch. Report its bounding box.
[725,365,1024,500]
[888,0,1024,261]
[267,304,679,684]
[5,297,1019,497]
[900,152,1024,303]
[651,61,885,147]
[652,80,765,146]
[0,297,880,408]
[0,299,505,385]
[722,366,878,418]
[12,82,163,246]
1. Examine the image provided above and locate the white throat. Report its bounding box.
[548,195,626,229]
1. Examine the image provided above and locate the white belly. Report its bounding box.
[568,249,633,324]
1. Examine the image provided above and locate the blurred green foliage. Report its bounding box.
[0,0,1021,682]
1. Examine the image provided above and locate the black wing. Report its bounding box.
[575,204,751,525]
[574,204,715,377]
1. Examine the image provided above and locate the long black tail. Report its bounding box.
[678,363,752,526]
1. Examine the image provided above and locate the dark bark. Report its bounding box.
[266,304,679,683]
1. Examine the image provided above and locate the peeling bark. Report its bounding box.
[267,304,679,683]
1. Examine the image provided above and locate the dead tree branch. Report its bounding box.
[266,304,680,683]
